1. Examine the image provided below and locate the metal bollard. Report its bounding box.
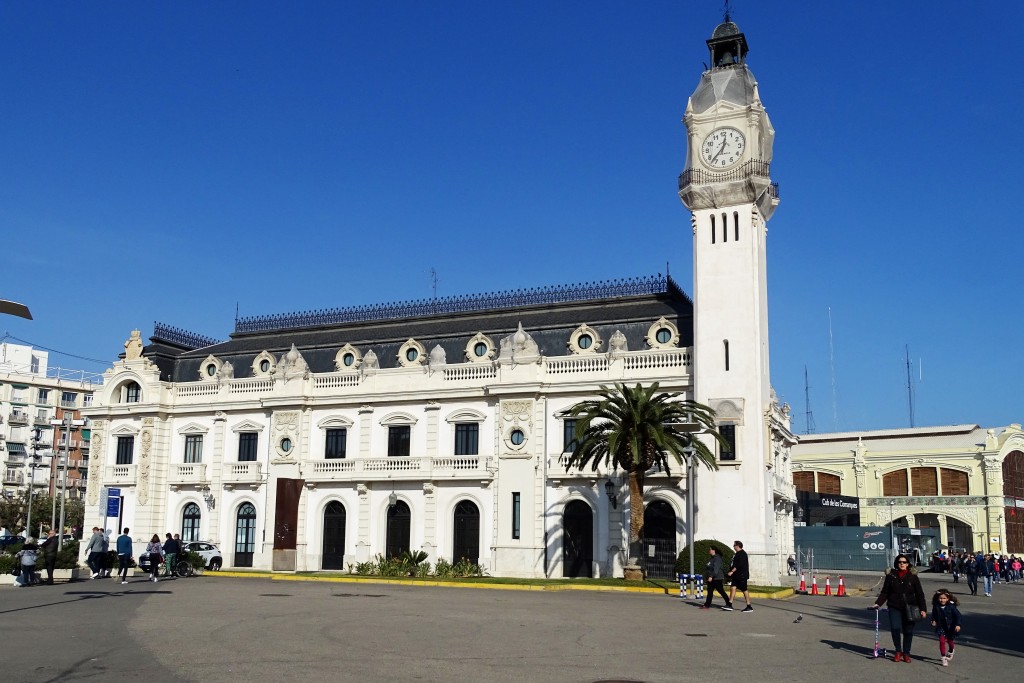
[696,575,704,600]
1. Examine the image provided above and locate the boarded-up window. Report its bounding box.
[817,473,841,495]
[793,471,815,492]
[882,470,908,496]
[940,468,969,496]
[911,467,938,496]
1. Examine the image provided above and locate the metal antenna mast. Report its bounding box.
[905,344,915,428]
[828,307,839,431]
[429,268,439,299]
[803,366,816,434]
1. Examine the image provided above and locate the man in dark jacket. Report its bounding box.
[964,554,978,595]
[699,546,730,610]
[84,527,104,578]
[162,533,180,577]
[726,540,753,612]
[39,529,59,585]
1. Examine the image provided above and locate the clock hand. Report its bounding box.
[711,137,728,163]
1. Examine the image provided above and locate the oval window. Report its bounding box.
[510,429,525,446]
[474,342,488,357]
[656,328,672,344]
[343,352,355,367]
[281,438,292,453]
[206,364,217,377]
[406,348,419,362]
[577,334,592,350]
[260,360,271,373]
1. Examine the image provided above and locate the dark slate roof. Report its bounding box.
[145,275,694,382]
[712,21,741,39]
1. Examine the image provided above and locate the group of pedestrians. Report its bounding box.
[11,530,62,587]
[871,554,967,666]
[699,540,754,612]
[942,551,1022,585]
[83,527,185,584]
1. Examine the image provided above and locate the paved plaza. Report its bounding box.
[2,572,1021,682]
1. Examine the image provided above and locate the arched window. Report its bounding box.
[733,211,739,241]
[882,470,908,496]
[1003,451,1024,552]
[322,501,346,570]
[181,503,201,542]
[710,214,716,244]
[817,473,841,495]
[940,468,968,495]
[453,500,480,565]
[386,501,411,558]
[642,500,677,578]
[235,503,257,568]
[723,340,730,371]
[793,471,814,492]
[722,212,728,242]
[910,467,938,496]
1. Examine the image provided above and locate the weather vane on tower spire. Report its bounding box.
[723,1,733,23]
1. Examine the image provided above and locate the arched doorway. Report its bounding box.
[386,500,411,558]
[322,501,346,570]
[946,516,973,554]
[642,500,677,578]
[181,502,201,542]
[235,503,257,568]
[452,500,480,565]
[563,500,593,578]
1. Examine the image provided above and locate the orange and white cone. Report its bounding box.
[811,575,819,596]
[798,572,807,593]
[837,575,847,597]
[825,576,832,596]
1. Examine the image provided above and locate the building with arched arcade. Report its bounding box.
[791,424,1024,557]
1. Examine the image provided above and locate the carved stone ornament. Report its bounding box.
[86,432,103,505]
[276,344,309,380]
[498,323,540,364]
[273,411,300,459]
[464,332,496,363]
[251,350,277,377]
[428,344,447,372]
[362,350,379,374]
[199,355,222,382]
[220,361,234,380]
[608,330,628,355]
[568,324,603,355]
[138,429,153,506]
[124,329,144,360]
[397,339,427,368]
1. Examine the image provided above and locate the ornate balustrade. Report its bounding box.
[545,356,609,375]
[106,464,137,484]
[303,455,492,482]
[169,463,208,489]
[222,461,263,489]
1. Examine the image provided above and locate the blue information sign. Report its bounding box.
[105,487,122,517]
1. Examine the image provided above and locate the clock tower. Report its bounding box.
[680,16,784,580]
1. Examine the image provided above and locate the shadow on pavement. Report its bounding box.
[0,589,173,615]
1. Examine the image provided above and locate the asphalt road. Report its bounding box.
[2,572,1021,682]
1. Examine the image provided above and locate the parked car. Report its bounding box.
[183,541,222,570]
[0,535,26,549]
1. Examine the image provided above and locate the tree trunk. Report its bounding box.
[624,470,645,580]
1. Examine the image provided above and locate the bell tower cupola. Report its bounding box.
[707,15,748,68]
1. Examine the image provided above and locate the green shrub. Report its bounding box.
[452,557,487,577]
[0,554,14,574]
[674,539,734,576]
[183,550,206,570]
[433,557,454,579]
[55,541,80,569]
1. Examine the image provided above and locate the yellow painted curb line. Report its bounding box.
[207,571,793,599]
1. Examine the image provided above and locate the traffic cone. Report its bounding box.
[837,575,847,597]
[824,576,832,596]
[798,572,807,593]
[811,575,819,595]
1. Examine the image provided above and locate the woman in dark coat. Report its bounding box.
[872,554,928,662]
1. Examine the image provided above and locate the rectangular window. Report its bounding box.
[325,428,347,459]
[910,467,938,496]
[388,425,410,457]
[126,384,140,403]
[37,389,49,404]
[184,435,203,463]
[61,391,77,408]
[238,432,258,462]
[512,492,521,540]
[724,340,730,371]
[563,419,578,453]
[84,395,93,407]
[454,423,479,456]
[719,424,736,461]
[115,436,134,465]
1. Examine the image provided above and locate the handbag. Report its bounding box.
[904,604,921,622]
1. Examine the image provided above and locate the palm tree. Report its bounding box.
[566,382,723,580]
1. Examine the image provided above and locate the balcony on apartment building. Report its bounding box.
[8,411,30,426]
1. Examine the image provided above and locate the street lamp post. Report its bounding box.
[683,444,696,582]
[888,499,897,563]
[51,412,86,550]
[26,428,44,539]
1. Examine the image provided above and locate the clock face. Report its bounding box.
[700,127,746,169]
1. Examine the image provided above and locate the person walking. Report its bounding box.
[699,546,730,610]
[725,540,753,612]
[162,532,180,577]
[39,529,59,585]
[84,527,105,578]
[145,534,164,582]
[100,528,112,577]
[116,528,133,584]
[16,537,40,587]
[872,554,928,663]
[982,553,995,597]
[930,588,963,666]
[965,553,979,596]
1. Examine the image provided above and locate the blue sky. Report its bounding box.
[2,2,1021,432]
